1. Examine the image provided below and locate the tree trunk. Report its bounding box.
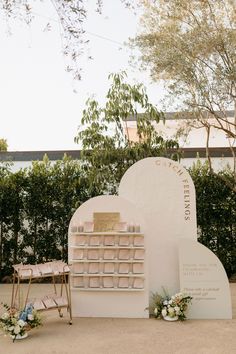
[205,125,212,172]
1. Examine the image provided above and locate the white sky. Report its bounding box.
[0,0,165,151]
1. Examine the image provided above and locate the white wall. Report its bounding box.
[126,117,235,149]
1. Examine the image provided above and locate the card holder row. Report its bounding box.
[72,276,144,289]
[73,262,144,274]
[72,235,144,247]
[73,249,145,260]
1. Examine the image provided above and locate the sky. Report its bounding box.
[0,0,165,152]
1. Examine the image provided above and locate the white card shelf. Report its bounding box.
[70,232,143,236]
[72,288,145,292]
[72,274,144,277]
[71,246,144,249]
[71,274,145,290]
[69,230,145,292]
[71,260,144,263]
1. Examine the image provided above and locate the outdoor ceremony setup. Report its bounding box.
[0,157,232,342]
[68,157,232,320]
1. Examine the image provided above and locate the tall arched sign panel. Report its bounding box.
[119,157,232,319]
[119,157,197,295]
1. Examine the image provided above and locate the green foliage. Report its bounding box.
[0,138,8,151]
[0,303,42,341]
[135,0,236,115]
[0,154,90,280]
[150,290,192,321]
[189,161,236,277]
[0,0,104,81]
[135,0,236,184]
[0,153,235,281]
[75,72,180,194]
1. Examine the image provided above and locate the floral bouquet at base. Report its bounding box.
[0,303,42,341]
[150,289,192,321]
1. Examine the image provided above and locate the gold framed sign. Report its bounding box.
[93,212,120,232]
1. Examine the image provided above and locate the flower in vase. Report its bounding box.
[150,289,192,321]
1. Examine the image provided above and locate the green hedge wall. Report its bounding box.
[0,157,235,281]
[190,162,236,278]
[0,156,93,281]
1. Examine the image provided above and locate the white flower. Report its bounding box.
[154,308,158,315]
[12,318,17,325]
[27,314,34,321]
[163,300,168,305]
[168,300,173,305]
[161,308,167,317]
[1,312,9,320]
[174,306,180,315]
[18,319,26,327]
[14,325,21,334]
[168,307,174,314]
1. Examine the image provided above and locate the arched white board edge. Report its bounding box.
[179,238,232,319]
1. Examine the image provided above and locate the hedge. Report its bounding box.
[0,155,93,280]
[189,161,236,278]
[0,157,235,281]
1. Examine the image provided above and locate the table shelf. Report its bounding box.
[71,287,144,292]
[71,246,144,249]
[70,232,143,236]
[71,273,144,277]
[71,259,144,263]
[11,261,72,324]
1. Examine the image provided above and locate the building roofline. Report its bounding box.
[0,147,235,162]
[0,150,81,162]
[179,147,236,158]
[127,110,235,121]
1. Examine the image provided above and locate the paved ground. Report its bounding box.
[0,283,236,354]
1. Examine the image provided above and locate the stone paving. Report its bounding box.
[0,283,236,354]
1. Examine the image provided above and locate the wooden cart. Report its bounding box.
[11,261,72,324]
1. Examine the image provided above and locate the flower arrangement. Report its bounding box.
[0,303,42,341]
[150,289,192,321]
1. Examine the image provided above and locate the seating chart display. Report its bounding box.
[68,157,232,319]
[70,231,145,291]
[68,195,149,318]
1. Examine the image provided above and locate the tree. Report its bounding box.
[0,0,102,81]
[74,72,180,194]
[134,0,236,190]
[0,0,135,81]
[0,138,8,151]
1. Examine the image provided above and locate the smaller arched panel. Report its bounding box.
[179,239,232,319]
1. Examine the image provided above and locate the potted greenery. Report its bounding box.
[0,303,42,341]
[150,289,192,321]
